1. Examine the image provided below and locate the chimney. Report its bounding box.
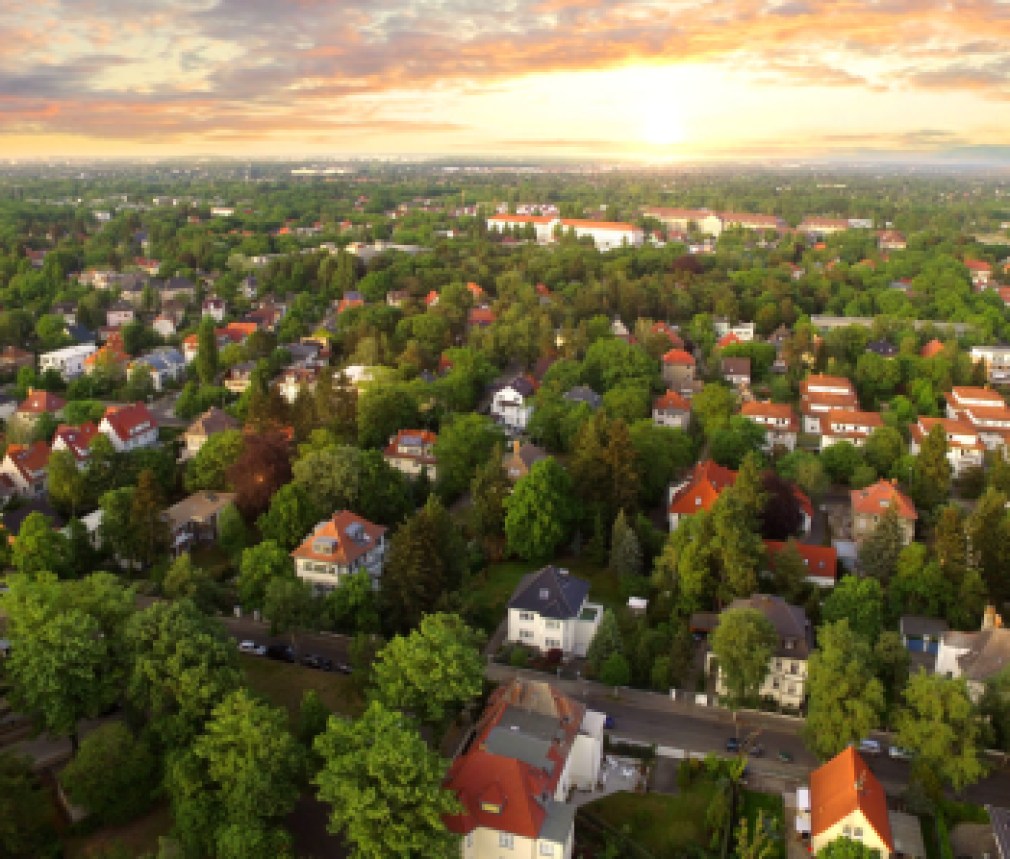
[513,439,520,456]
[983,605,996,631]
[855,772,866,793]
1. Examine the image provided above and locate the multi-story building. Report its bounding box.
[290,511,387,594]
[183,407,239,459]
[99,402,158,452]
[490,376,536,432]
[818,409,883,449]
[740,401,798,451]
[661,348,696,391]
[807,747,893,856]
[945,386,1010,450]
[0,441,51,497]
[506,566,603,658]
[667,459,737,531]
[799,375,859,434]
[383,429,438,480]
[652,390,692,430]
[850,479,916,546]
[51,422,100,467]
[39,343,97,380]
[909,416,984,477]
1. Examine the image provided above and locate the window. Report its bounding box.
[545,620,560,630]
[842,826,851,837]
[540,842,555,856]
[519,630,533,640]
[519,612,534,621]
[499,833,514,849]
[545,638,561,648]
[853,827,863,840]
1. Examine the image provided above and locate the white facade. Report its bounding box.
[507,603,603,657]
[99,417,158,452]
[652,406,690,429]
[713,320,756,341]
[491,385,533,432]
[39,343,96,380]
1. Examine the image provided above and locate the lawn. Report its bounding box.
[64,803,173,859]
[240,654,365,721]
[738,789,787,859]
[579,782,721,858]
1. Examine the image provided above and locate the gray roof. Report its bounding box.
[944,628,1010,683]
[563,385,602,409]
[508,566,589,620]
[989,806,1010,859]
[900,615,949,638]
[725,594,811,658]
[540,801,576,845]
[722,356,751,376]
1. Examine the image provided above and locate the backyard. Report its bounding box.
[239,654,365,721]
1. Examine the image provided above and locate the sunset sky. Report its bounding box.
[3,0,1010,161]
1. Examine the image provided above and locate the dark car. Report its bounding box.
[266,644,295,663]
[725,737,741,753]
[301,653,323,669]
[332,662,353,675]
[749,744,764,757]
[603,715,616,729]
[777,750,794,763]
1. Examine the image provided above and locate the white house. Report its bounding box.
[799,375,859,434]
[819,409,883,449]
[945,386,1010,450]
[290,511,387,594]
[559,218,644,251]
[506,565,603,658]
[909,417,984,477]
[0,441,50,497]
[740,401,798,451]
[39,343,97,380]
[485,214,556,244]
[653,390,692,429]
[99,402,158,452]
[202,296,227,322]
[129,347,186,392]
[490,377,536,432]
[713,319,756,342]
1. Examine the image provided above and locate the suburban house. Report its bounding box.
[799,375,859,434]
[713,319,756,342]
[51,422,100,466]
[224,361,256,394]
[909,416,984,477]
[740,401,798,451]
[878,229,907,250]
[721,356,751,388]
[105,301,136,328]
[14,389,66,429]
[202,296,226,322]
[486,214,643,250]
[652,390,692,429]
[506,565,603,657]
[0,441,51,497]
[39,343,97,380]
[502,441,547,483]
[850,480,917,546]
[642,206,726,236]
[468,306,496,329]
[99,402,158,452]
[651,321,684,349]
[164,491,237,556]
[900,616,949,668]
[290,510,387,593]
[969,346,1010,384]
[152,314,177,338]
[83,338,130,377]
[662,348,696,390]
[706,594,812,709]
[383,429,438,480]
[807,747,893,856]
[0,346,35,374]
[797,216,851,237]
[965,258,993,289]
[336,291,364,315]
[667,459,737,531]
[819,409,883,449]
[183,407,239,459]
[945,386,1010,450]
[490,376,536,432]
[129,347,187,392]
[935,606,1010,702]
[276,367,319,404]
[764,541,838,588]
[563,385,602,410]
[444,679,604,859]
[485,213,557,243]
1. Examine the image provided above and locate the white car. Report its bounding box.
[888,746,914,761]
[238,640,266,656]
[857,739,882,756]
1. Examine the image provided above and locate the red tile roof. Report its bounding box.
[965,258,992,272]
[764,540,837,584]
[810,747,893,851]
[799,374,855,394]
[487,214,555,224]
[18,389,66,415]
[52,422,99,461]
[290,510,386,566]
[468,307,496,327]
[651,322,684,348]
[101,402,157,443]
[669,460,736,516]
[560,218,639,231]
[466,282,485,299]
[6,440,50,482]
[850,479,917,521]
[717,332,741,349]
[662,348,695,366]
[920,339,945,359]
[654,390,691,412]
[741,401,798,428]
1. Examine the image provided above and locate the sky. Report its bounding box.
[3,0,1010,161]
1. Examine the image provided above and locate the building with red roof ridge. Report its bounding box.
[51,422,100,465]
[291,510,387,594]
[0,440,51,497]
[99,402,158,452]
[920,338,945,359]
[740,401,799,451]
[653,389,692,429]
[668,459,737,531]
[850,479,916,546]
[809,746,893,855]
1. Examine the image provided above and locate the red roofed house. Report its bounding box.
[741,401,799,451]
[799,375,858,434]
[444,678,603,858]
[652,390,692,430]
[558,218,645,251]
[662,348,696,390]
[809,746,893,856]
[336,291,364,314]
[877,229,907,251]
[819,409,884,450]
[965,258,993,289]
[909,417,984,477]
[920,338,945,359]
[384,429,438,480]
[466,282,485,301]
[716,331,741,350]
[15,388,66,429]
[668,459,736,531]
[51,422,100,467]
[651,321,684,349]
[851,479,916,546]
[291,510,387,594]
[0,441,51,497]
[425,289,440,308]
[485,213,556,244]
[468,306,496,329]
[99,402,158,452]
[764,540,838,589]
[945,386,1010,450]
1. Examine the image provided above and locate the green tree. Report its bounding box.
[11,511,68,578]
[195,316,219,385]
[910,424,951,511]
[324,570,379,634]
[263,576,316,654]
[609,509,643,577]
[769,539,809,602]
[131,468,169,567]
[652,511,717,614]
[586,608,623,674]
[692,382,736,437]
[857,506,906,584]
[817,838,882,858]
[433,412,504,501]
[46,447,86,516]
[804,620,885,760]
[372,613,484,730]
[162,553,218,614]
[967,487,1010,606]
[735,810,777,859]
[820,442,864,485]
[599,651,632,691]
[238,540,294,611]
[822,576,884,642]
[184,428,243,492]
[776,449,829,499]
[897,672,985,796]
[468,447,511,556]
[629,420,696,507]
[61,723,157,825]
[504,457,575,561]
[710,415,767,469]
[356,383,420,449]
[873,630,910,716]
[257,482,326,549]
[710,607,778,704]
[98,486,137,567]
[0,752,59,858]
[216,501,249,558]
[864,426,904,478]
[313,701,460,859]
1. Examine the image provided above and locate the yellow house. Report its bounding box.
[810,746,893,856]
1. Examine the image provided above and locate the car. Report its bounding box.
[725,737,741,753]
[332,662,353,675]
[856,738,882,756]
[301,653,323,669]
[603,715,616,729]
[888,746,914,761]
[238,640,260,654]
[265,644,295,662]
[777,750,794,763]
[749,744,764,757]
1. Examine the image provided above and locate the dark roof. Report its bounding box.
[563,385,602,409]
[1,499,65,535]
[989,806,1010,859]
[899,615,949,638]
[867,340,898,356]
[64,323,96,344]
[511,376,536,397]
[508,566,589,620]
[721,356,751,376]
[724,594,812,658]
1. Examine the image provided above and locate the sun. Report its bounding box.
[641,109,686,148]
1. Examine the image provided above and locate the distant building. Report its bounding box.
[667,459,736,531]
[502,441,547,483]
[383,429,438,480]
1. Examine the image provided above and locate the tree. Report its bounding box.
[710,416,767,469]
[195,316,219,385]
[372,613,484,730]
[433,412,503,501]
[257,482,326,549]
[759,471,803,540]
[47,447,86,516]
[873,631,910,715]
[817,838,882,858]
[468,447,511,556]
[324,570,379,634]
[692,382,736,437]
[125,599,241,748]
[857,506,906,584]
[710,607,778,704]
[769,539,809,602]
[864,426,904,478]
[238,540,294,611]
[652,511,717,615]
[897,672,986,795]
[822,576,884,642]
[84,432,118,504]
[609,509,643,577]
[804,620,885,760]
[314,701,460,858]
[184,428,243,492]
[820,442,864,485]
[910,423,951,511]
[629,420,696,507]
[61,723,157,825]
[263,576,316,654]
[131,468,169,567]
[162,553,218,614]
[356,383,420,448]
[586,608,624,674]
[216,501,249,558]
[980,666,1010,754]
[98,486,137,567]
[967,488,1010,606]
[504,457,575,561]
[599,652,631,690]
[0,752,58,858]
[227,431,292,521]
[11,511,68,578]
[776,449,829,499]
[735,810,777,859]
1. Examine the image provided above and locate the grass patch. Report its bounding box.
[738,790,787,859]
[240,654,365,722]
[64,803,172,859]
[580,781,721,858]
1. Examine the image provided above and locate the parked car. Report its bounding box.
[238,640,266,655]
[301,653,324,669]
[888,746,914,761]
[749,744,764,757]
[265,644,295,662]
[777,750,794,763]
[332,662,353,675]
[725,737,741,753]
[603,715,616,729]
[856,739,882,756]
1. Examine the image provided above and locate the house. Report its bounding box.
[935,606,1010,702]
[668,459,736,531]
[721,357,751,387]
[202,296,226,322]
[105,301,135,328]
[741,401,798,451]
[276,367,319,404]
[706,594,812,709]
[970,346,1010,385]
[662,348,696,389]
[183,407,239,459]
[490,377,536,432]
[224,361,256,394]
[945,385,1010,449]
[850,480,916,546]
[444,678,604,859]
[485,213,557,244]
[559,218,644,250]
[808,747,893,856]
[652,390,692,429]
[719,211,786,232]
[797,217,851,237]
[383,429,438,480]
[99,402,158,452]
[0,395,16,422]
[713,319,755,342]
[651,321,684,349]
[563,385,602,410]
[799,375,859,434]
[336,291,364,314]
[0,441,51,497]
[909,417,984,477]
[866,340,897,358]
[51,422,100,466]
[920,339,945,359]
[15,389,66,428]
[643,206,725,236]
[129,347,186,392]
[386,289,410,308]
[965,258,993,289]
[51,301,77,325]
[152,314,177,338]
[160,298,187,325]
[0,346,35,374]
[424,289,440,308]
[502,441,547,482]
[290,511,387,594]
[878,229,907,250]
[899,616,949,662]
[764,541,838,588]
[468,306,496,328]
[83,338,130,377]
[164,491,237,557]
[506,565,603,657]
[157,275,196,303]
[819,409,883,449]
[466,282,485,302]
[39,343,97,380]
